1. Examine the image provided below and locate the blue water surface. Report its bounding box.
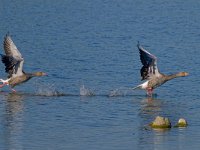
[0,0,200,149]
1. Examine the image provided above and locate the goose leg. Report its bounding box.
[147,88,153,97]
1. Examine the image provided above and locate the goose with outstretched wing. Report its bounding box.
[0,34,47,92]
[133,42,189,96]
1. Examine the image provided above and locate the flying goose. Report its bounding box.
[0,34,46,92]
[133,42,188,96]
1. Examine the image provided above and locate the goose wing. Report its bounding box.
[1,34,24,78]
[137,42,161,80]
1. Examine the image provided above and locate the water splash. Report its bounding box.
[108,87,132,97]
[80,85,95,96]
[109,89,124,97]
[35,83,65,96]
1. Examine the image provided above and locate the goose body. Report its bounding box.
[133,42,188,96]
[0,34,46,92]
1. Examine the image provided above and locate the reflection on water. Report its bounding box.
[139,97,163,120]
[137,96,189,149]
[3,93,24,150]
[138,97,168,149]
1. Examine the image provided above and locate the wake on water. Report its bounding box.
[34,84,133,97]
[35,84,96,97]
[79,85,135,97]
[108,87,133,97]
[0,81,135,97]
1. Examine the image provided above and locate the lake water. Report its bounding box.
[0,0,200,149]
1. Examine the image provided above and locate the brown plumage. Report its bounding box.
[8,72,46,88]
[0,34,46,92]
[133,42,189,96]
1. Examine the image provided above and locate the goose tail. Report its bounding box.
[132,81,149,90]
[132,85,142,90]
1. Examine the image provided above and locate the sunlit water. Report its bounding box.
[0,0,200,149]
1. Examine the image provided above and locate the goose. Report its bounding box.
[0,34,46,92]
[133,42,188,96]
